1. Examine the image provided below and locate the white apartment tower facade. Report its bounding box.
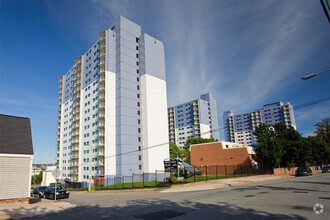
[57,17,169,182]
[223,101,296,145]
[168,93,219,149]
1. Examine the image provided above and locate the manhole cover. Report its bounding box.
[134,210,186,220]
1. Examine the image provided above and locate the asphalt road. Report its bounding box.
[24,174,329,219]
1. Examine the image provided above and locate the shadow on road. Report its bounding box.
[4,198,305,220]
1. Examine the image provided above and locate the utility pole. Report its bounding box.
[44,161,48,186]
[55,167,57,201]
[33,165,36,186]
[177,156,180,178]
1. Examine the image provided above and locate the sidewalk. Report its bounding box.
[161,174,294,193]
[0,199,75,220]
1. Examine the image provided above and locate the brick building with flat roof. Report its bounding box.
[190,141,255,167]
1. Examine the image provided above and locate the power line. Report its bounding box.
[64,97,330,171]
[293,97,330,110]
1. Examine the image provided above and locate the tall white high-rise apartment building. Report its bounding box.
[223,101,296,145]
[57,16,169,182]
[168,93,219,149]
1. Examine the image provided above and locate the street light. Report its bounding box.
[302,69,329,80]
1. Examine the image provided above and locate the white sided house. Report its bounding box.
[0,114,34,202]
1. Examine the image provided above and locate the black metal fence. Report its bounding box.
[67,165,273,191]
[186,165,273,182]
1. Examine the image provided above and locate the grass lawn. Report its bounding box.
[187,173,260,182]
[68,173,266,191]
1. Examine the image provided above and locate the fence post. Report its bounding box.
[194,166,196,182]
[240,165,243,177]
[216,165,218,179]
[233,165,235,178]
[143,172,144,187]
[206,165,208,182]
[225,165,227,178]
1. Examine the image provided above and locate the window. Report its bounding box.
[137,102,140,107]
[137,110,140,115]
[137,94,140,98]
[138,146,141,151]
[137,69,139,74]
[138,119,140,124]
[137,77,139,82]
[136,62,139,66]
[139,165,141,170]
[136,37,139,43]
[137,85,140,90]
[139,155,141,160]
[138,128,141,133]
[136,46,138,50]
[136,54,139,58]
[138,137,141,142]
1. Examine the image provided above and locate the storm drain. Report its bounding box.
[134,210,186,220]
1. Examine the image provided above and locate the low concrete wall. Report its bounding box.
[273,166,321,175]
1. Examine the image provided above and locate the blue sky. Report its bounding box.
[0,0,329,164]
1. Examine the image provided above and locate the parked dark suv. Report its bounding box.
[44,185,69,200]
[295,167,312,176]
[31,186,47,198]
[322,166,330,173]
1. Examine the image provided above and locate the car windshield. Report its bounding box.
[297,168,308,171]
[38,187,47,191]
[49,185,65,190]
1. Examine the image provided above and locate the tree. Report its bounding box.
[314,118,330,149]
[273,123,302,168]
[253,124,284,168]
[254,122,330,168]
[183,137,218,164]
[169,143,182,160]
[31,171,43,185]
[306,136,330,165]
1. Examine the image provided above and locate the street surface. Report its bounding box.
[14,174,330,219]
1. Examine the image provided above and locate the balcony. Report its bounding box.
[99,130,105,138]
[99,121,105,128]
[99,93,105,101]
[72,138,79,144]
[99,44,106,52]
[99,84,105,93]
[99,74,105,82]
[99,51,106,59]
[99,34,105,43]
[72,130,79,137]
[73,108,80,115]
[98,161,104,166]
[99,139,104,147]
[99,111,105,119]
[72,146,79,152]
[72,154,79,159]
[99,61,105,68]
[73,81,81,88]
